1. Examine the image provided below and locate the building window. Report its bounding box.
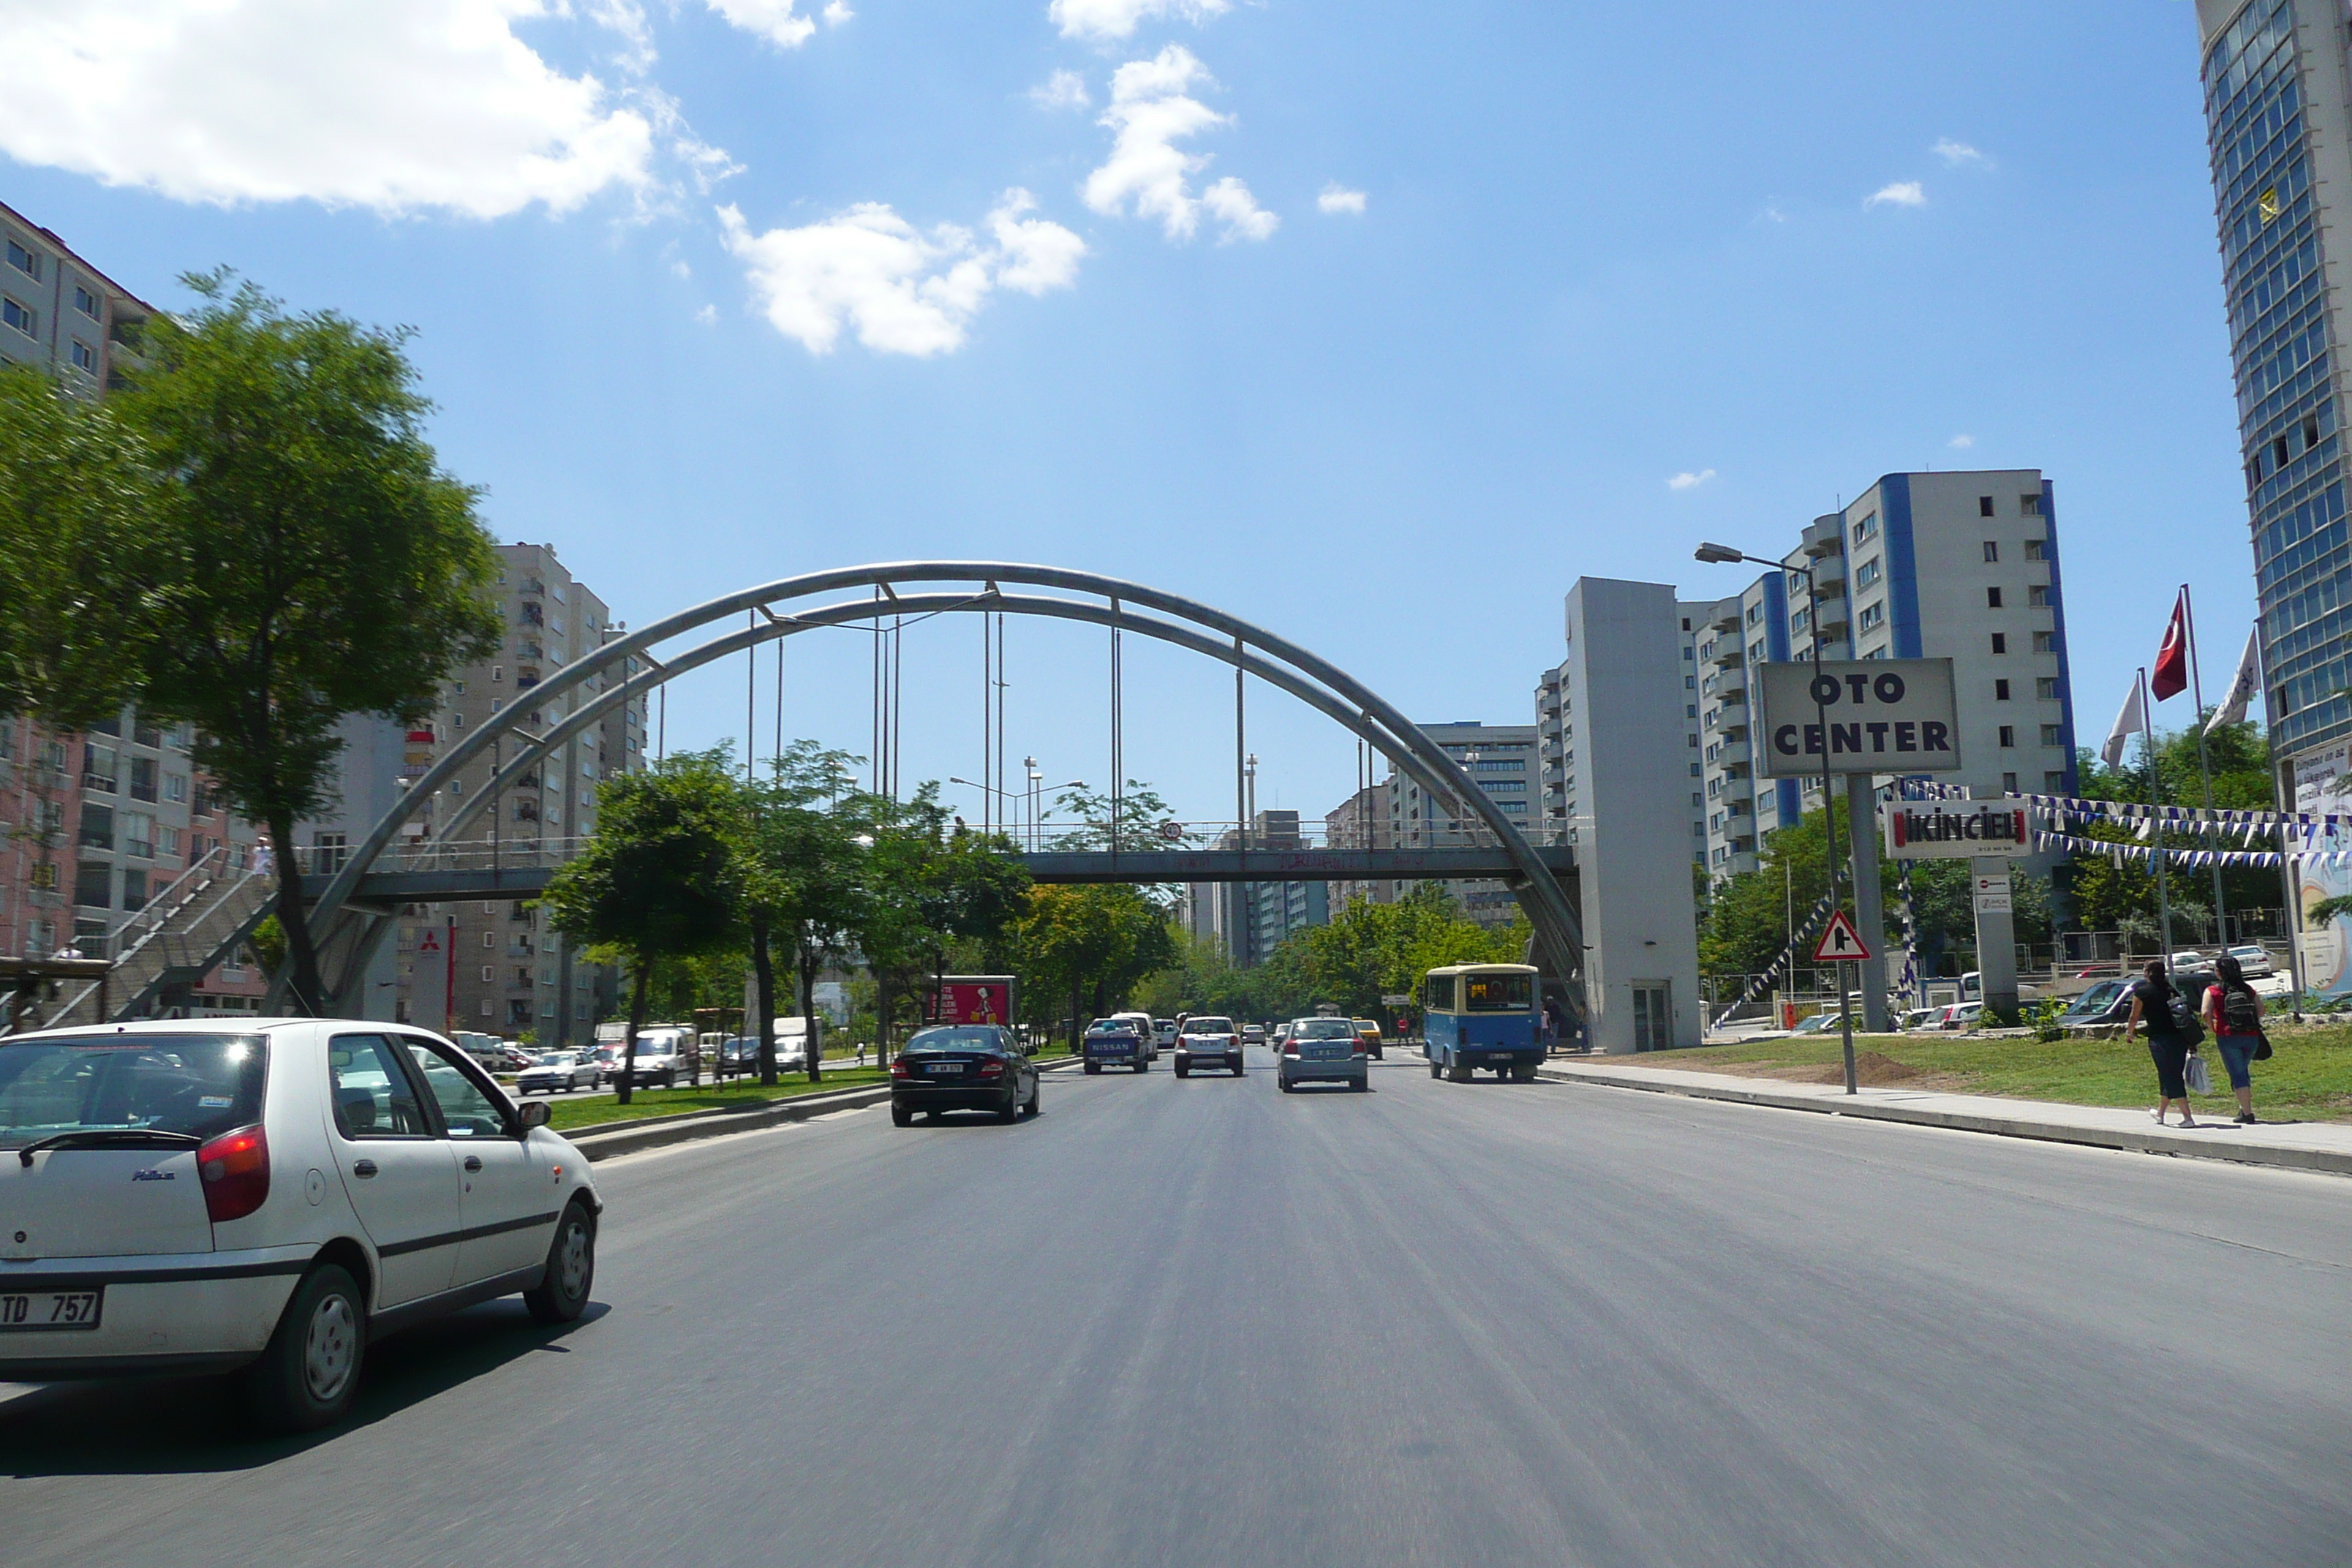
[159,826,181,858]
[483,931,496,949]
[78,804,115,851]
[1689,762,1700,777]
[2032,631,2054,653]
[1978,497,1995,518]
[312,832,349,874]
[2020,493,2041,516]
[74,285,99,319]
[1995,679,2012,701]
[2040,723,2064,746]
[2037,677,2060,700]
[1852,513,1877,544]
[1982,540,1999,562]
[124,811,154,859]
[1986,586,2003,608]
[493,666,504,683]
[1,296,34,338]
[2002,772,2019,794]
[1857,601,1885,632]
[1684,674,1695,689]
[2045,770,2067,791]
[69,339,96,373]
[2023,539,2046,562]
[5,240,38,279]
[1745,603,1763,627]
[1991,632,2008,655]
[74,862,112,909]
[2028,585,2049,607]
[1855,559,1881,589]
[165,772,189,802]
[1999,725,2016,747]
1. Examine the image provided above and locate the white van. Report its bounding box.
[768,1017,816,1071]
[1113,1011,1157,1062]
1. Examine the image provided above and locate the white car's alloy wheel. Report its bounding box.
[304,1291,360,1404]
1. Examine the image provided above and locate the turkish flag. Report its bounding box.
[2152,590,2189,700]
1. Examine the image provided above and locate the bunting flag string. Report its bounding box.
[2028,827,2290,868]
[1710,889,1840,1030]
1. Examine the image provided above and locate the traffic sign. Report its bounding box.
[1380,993,1411,1006]
[1812,911,1872,963]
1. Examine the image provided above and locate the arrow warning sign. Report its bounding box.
[1812,911,1872,963]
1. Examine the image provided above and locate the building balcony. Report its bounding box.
[1702,666,1746,698]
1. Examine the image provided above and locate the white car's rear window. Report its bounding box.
[1182,1018,1234,1034]
[0,1033,266,1150]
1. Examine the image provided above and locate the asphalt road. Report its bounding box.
[5,1050,2349,1567]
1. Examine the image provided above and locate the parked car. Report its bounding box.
[516,1051,600,1095]
[0,1019,599,1430]
[1896,1007,1945,1032]
[889,1025,1038,1125]
[2227,943,2275,979]
[1081,1018,1147,1074]
[1939,1001,1984,1030]
[1280,1016,1369,1093]
[1352,1019,1384,1060]
[1793,1011,1852,1035]
[1176,1016,1243,1077]
[2059,979,2135,1027]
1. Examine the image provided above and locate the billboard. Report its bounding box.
[927,975,1016,1026]
[1755,659,1961,777]
[1884,800,2031,860]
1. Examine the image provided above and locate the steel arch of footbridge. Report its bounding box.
[306,565,1588,1019]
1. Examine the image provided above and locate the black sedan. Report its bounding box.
[890,1025,1040,1126]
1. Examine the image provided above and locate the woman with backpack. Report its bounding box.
[2201,954,2266,1125]
[2127,960,2201,1128]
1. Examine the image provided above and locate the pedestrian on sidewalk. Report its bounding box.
[2128,960,2201,1128]
[2201,954,2264,1126]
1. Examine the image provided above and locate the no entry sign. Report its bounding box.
[1755,658,1962,777]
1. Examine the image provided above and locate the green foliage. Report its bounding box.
[1046,781,1198,852]
[2308,894,2352,929]
[0,365,160,726]
[2069,717,2279,937]
[1010,883,1180,1036]
[851,777,1031,1060]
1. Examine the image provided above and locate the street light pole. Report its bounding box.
[1699,542,1855,1096]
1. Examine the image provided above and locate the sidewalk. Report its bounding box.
[1539,1059,2352,1177]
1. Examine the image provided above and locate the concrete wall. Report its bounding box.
[1564,578,1703,1051]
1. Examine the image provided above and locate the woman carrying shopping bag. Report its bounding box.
[2127,960,2202,1128]
[2201,954,2267,1126]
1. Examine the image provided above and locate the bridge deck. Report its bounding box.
[311,845,1575,906]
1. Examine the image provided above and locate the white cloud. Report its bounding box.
[1203,177,1277,242]
[1030,69,1091,110]
[705,0,816,48]
[823,1,853,22]
[1865,181,1926,208]
[1760,203,1788,224]
[1049,0,1230,42]
[1933,138,1990,169]
[1667,469,1716,491]
[0,0,669,217]
[720,188,1085,356]
[1948,434,1975,449]
[1085,45,1260,243]
[1316,184,1366,215]
[695,304,720,324]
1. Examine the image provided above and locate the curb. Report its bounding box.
[1537,1065,2352,1178]
[565,1055,1090,1162]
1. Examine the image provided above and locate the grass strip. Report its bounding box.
[1629,1027,2352,1123]
[545,1046,1079,1134]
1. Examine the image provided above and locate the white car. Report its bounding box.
[1175,1016,1243,1077]
[0,1019,600,1430]
[2227,944,2275,979]
[1113,1011,1158,1062]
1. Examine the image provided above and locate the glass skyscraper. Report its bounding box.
[2198,0,2352,777]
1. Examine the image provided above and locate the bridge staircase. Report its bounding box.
[41,847,277,1028]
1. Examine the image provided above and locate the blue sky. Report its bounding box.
[2,1,2250,829]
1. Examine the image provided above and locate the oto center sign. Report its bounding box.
[1755,659,1961,777]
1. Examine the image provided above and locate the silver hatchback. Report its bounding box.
[1278,1017,1368,1093]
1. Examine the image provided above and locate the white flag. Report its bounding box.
[2102,679,2146,769]
[2206,626,2260,734]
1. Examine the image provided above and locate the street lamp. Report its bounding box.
[1696,540,1857,1096]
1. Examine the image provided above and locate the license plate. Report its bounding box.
[927,1063,966,1075]
[0,1289,101,1331]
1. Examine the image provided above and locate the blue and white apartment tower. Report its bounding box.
[1697,470,2078,881]
[2198,0,2352,791]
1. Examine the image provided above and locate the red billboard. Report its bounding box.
[927,976,1016,1026]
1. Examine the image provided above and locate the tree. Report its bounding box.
[1046,781,1199,852]
[855,785,1030,1063]
[734,742,864,1085]
[116,274,502,1011]
[541,753,745,1104]
[0,365,160,726]
[1011,883,1179,1044]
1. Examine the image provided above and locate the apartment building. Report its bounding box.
[2195,0,2352,796]
[1323,783,1391,909]
[1697,470,2078,879]
[0,200,151,391]
[1537,594,1707,864]
[1387,721,1539,927]
[392,544,648,1045]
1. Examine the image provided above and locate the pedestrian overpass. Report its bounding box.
[35,565,1588,1031]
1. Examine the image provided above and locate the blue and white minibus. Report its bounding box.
[1420,963,1542,1082]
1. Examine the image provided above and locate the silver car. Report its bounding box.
[516,1051,599,1095]
[1278,1016,1368,1093]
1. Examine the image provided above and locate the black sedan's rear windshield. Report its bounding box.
[905,1027,1006,1052]
[0,1033,266,1149]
